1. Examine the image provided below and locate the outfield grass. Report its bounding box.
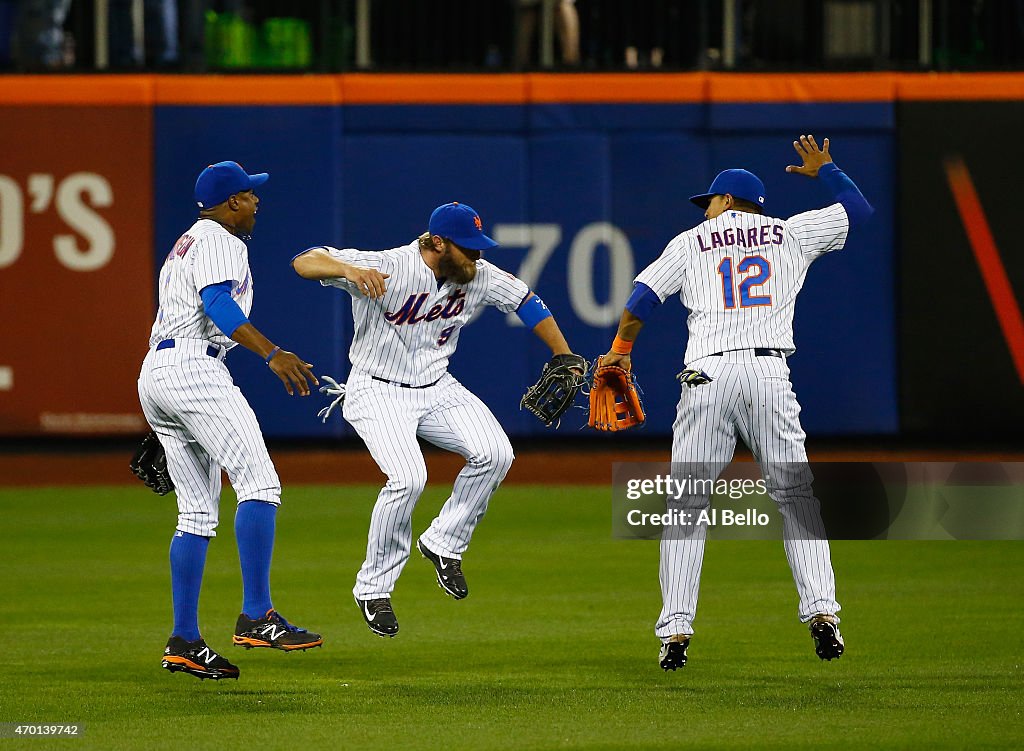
[1,484,1021,750]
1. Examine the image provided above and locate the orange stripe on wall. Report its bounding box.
[155,75,343,104]
[527,73,706,102]
[0,74,155,104]
[898,72,1024,100]
[1,72,1024,106]
[707,72,898,102]
[342,73,526,104]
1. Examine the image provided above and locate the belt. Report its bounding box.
[371,375,443,389]
[708,348,783,358]
[156,339,223,358]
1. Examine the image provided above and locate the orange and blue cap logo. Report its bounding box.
[473,215,482,231]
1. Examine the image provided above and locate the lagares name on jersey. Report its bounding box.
[697,223,784,252]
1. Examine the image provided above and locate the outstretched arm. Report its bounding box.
[292,247,389,298]
[601,280,662,368]
[519,293,575,356]
[532,316,573,356]
[786,134,874,226]
[199,282,316,396]
[232,323,318,397]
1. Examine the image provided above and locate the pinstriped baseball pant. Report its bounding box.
[343,370,514,600]
[656,350,840,640]
[137,340,282,538]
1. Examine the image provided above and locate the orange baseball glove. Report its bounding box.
[588,356,645,431]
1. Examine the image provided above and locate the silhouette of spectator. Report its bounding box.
[515,0,580,68]
[109,0,180,68]
[12,0,72,70]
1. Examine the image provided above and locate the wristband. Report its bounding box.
[265,346,281,364]
[611,336,634,355]
[516,293,553,329]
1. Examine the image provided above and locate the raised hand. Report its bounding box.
[785,134,833,178]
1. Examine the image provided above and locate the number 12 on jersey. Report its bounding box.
[717,255,772,309]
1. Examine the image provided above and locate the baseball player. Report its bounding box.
[600,136,873,669]
[138,161,323,681]
[292,202,581,637]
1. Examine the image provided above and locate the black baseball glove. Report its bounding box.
[129,431,174,496]
[521,353,588,427]
[677,368,713,388]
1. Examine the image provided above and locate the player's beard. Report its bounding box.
[439,248,478,284]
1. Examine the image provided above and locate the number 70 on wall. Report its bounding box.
[493,223,635,327]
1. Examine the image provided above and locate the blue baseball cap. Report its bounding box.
[194,161,269,209]
[689,169,766,209]
[428,202,498,251]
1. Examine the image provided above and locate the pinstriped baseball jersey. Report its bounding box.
[647,199,850,644]
[299,241,524,602]
[149,219,255,349]
[635,203,848,362]
[139,218,280,539]
[316,242,529,384]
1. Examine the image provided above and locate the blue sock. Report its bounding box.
[235,500,277,619]
[169,531,209,642]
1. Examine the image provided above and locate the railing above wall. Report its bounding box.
[6,0,1022,74]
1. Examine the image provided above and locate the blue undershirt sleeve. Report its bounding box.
[818,162,874,227]
[200,281,249,337]
[625,283,661,322]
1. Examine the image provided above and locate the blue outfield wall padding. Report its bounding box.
[709,102,895,132]
[529,103,707,131]
[343,104,529,134]
[345,103,707,134]
[339,134,529,249]
[154,101,899,438]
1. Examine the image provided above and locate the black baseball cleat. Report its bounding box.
[416,538,468,600]
[162,636,240,680]
[659,636,690,671]
[355,597,399,638]
[233,609,323,651]
[809,614,845,661]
